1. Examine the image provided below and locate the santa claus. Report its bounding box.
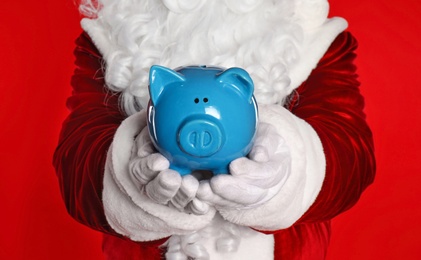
[53,0,376,259]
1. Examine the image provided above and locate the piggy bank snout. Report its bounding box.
[178,117,224,158]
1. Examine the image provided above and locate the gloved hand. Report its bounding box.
[129,127,210,215]
[197,122,291,210]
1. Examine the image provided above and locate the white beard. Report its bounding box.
[81,0,347,115]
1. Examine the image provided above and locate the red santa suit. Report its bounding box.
[54,0,375,259]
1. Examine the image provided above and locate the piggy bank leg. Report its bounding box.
[169,164,192,176]
[191,170,214,181]
[213,167,230,175]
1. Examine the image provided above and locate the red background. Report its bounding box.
[1,0,420,259]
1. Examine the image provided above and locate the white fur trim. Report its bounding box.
[165,213,274,260]
[80,0,347,115]
[103,110,216,241]
[288,17,347,93]
[218,104,326,230]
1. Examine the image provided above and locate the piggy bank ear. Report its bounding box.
[217,67,254,102]
[149,65,185,104]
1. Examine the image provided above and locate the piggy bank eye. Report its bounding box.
[194,98,199,103]
[203,98,208,103]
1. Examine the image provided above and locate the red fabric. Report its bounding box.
[53,31,375,259]
[269,31,376,259]
[52,33,165,258]
[53,33,123,235]
[293,32,376,223]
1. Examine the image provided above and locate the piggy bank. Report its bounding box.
[147,65,258,176]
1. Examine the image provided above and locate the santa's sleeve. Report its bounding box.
[291,31,376,222]
[216,31,375,231]
[53,32,125,236]
[53,32,215,242]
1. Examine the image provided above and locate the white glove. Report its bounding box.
[197,122,291,210]
[129,127,210,215]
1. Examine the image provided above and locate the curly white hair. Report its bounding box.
[78,0,343,116]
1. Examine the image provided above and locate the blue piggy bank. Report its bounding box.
[147,65,258,176]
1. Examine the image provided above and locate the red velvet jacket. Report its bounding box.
[53,31,375,259]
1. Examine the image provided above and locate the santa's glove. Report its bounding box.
[103,111,216,242]
[198,122,291,210]
[129,127,210,215]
